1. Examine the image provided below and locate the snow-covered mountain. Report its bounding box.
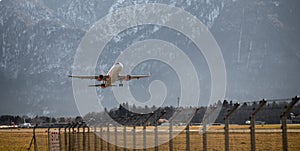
[0,0,299,116]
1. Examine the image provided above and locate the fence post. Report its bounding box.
[202,109,211,151]
[64,125,68,151]
[100,125,103,151]
[185,108,200,151]
[123,126,127,151]
[88,126,90,151]
[26,126,35,151]
[132,114,145,151]
[169,122,173,151]
[154,110,167,151]
[114,125,118,151]
[202,124,207,151]
[133,125,136,150]
[142,112,155,151]
[94,126,97,151]
[186,109,198,151]
[250,99,267,151]
[107,124,110,151]
[168,108,182,151]
[281,96,299,151]
[77,123,81,151]
[112,117,125,151]
[202,105,221,151]
[74,123,84,150]
[74,123,77,150]
[123,115,135,151]
[224,103,240,151]
[154,123,158,151]
[58,127,62,151]
[47,127,51,151]
[69,123,74,151]
[83,125,86,151]
[68,124,72,151]
[33,125,37,151]
[64,126,67,151]
[186,124,190,151]
[70,123,77,151]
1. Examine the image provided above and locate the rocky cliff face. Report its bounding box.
[0,0,299,116]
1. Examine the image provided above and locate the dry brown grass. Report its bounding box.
[0,129,48,151]
[0,125,300,151]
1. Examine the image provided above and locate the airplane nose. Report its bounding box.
[115,62,123,69]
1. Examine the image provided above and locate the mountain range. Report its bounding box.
[0,0,299,116]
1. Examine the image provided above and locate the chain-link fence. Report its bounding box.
[26,96,300,151]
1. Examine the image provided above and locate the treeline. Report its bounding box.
[0,115,81,126]
[214,100,300,124]
[1,100,299,126]
[83,100,300,126]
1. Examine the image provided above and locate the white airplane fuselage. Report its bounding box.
[105,62,123,86]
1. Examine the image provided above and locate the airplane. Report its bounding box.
[68,62,150,88]
[18,119,32,128]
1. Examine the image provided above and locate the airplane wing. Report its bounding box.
[68,75,109,80]
[88,84,103,87]
[88,84,117,87]
[68,75,97,79]
[118,75,150,81]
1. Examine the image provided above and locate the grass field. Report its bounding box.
[0,124,300,151]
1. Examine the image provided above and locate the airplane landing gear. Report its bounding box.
[119,80,124,87]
